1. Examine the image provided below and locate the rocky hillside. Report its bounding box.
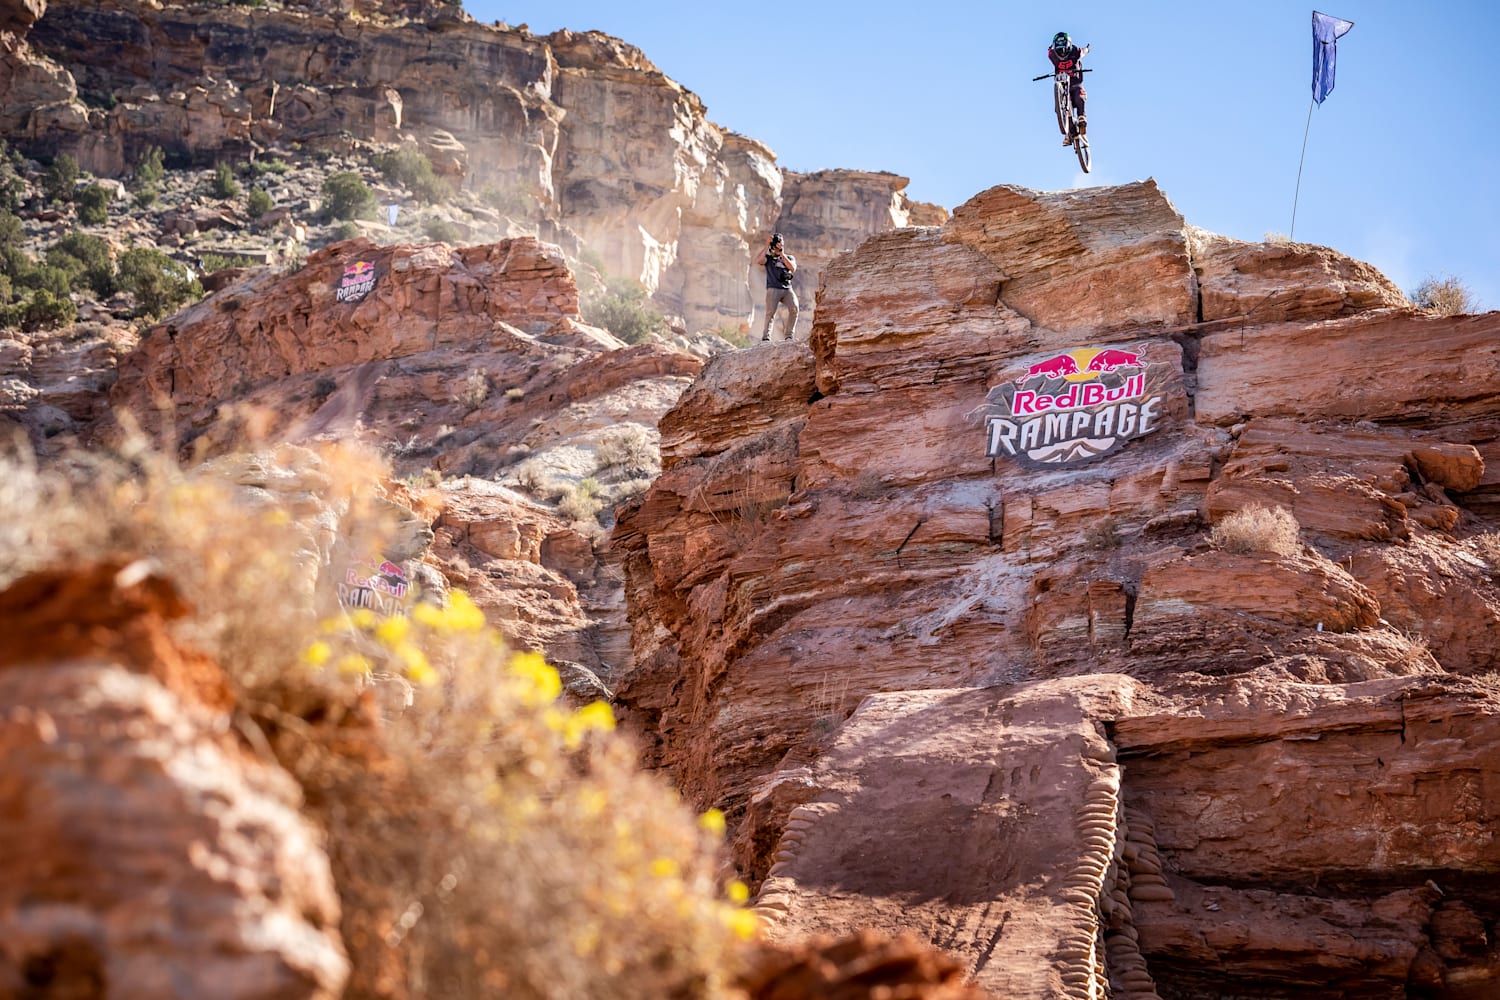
[614,179,1500,998]
[1,0,943,337]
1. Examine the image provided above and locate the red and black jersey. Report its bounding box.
[1048,44,1084,78]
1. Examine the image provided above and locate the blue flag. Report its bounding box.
[1311,11,1354,104]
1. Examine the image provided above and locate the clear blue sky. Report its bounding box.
[464,1,1498,310]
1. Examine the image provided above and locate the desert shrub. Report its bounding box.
[43,153,79,203]
[456,369,489,410]
[595,425,659,479]
[246,187,273,218]
[583,279,667,346]
[133,188,158,209]
[199,252,259,273]
[1410,275,1476,316]
[0,143,24,214]
[373,146,451,205]
[0,209,24,249]
[423,217,462,243]
[133,145,165,189]
[558,477,605,524]
[211,161,241,199]
[482,183,531,217]
[76,183,111,225]
[329,220,361,243]
[19,264,72,298]
[322,171,376,221]
[244,156,290,178]
[0,439,755,1000]
[20,288,76,330]
[1211,503,1300,556]
[47,231,115,297]
[1474,532,1500,576]
[117,246,202,318]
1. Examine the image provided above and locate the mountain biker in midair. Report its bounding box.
[1048,31,1090,145]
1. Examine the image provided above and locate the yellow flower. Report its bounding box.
[574,700,615,732]
[336,653,372,676]
[698,808,726,838]
[413,602,444,628]
[509,651,561,706]
[301,640,332,668]
[349,608,377,630]
[397,644,437,686]
[374,615,411,647]
[726,880,750,904]
[577,787,608,818]
[446,591,486,632]
[723,908,760,941]
[650,857,680,879]
[264,509,292,526]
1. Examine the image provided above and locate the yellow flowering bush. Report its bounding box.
[0,436,755,1000]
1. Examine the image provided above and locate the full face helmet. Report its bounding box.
[1053,32,1070,51]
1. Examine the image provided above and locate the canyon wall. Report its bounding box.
[4,0,944,335]
[614,178,1500,998]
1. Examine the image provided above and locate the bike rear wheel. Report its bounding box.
[1074,133,1091,173]
[1054,80,1070,135]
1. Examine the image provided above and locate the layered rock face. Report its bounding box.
[0,561,348,1000]
[11,0,942,334]
[615,179,1500,997]
[106,235,698,678]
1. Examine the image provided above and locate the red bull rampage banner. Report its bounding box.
[336,260,377,303]
[983,343,1168,467]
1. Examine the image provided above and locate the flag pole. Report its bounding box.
[1290,97,1315,240]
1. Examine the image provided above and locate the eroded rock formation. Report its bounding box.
[10,0,943,334]
[0,561,349,1000]
[615,179,1500,998]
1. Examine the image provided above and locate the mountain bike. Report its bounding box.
[1032,67,1092,173]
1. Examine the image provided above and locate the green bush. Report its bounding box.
[211,162,241,200]
[117,246,202,318]
[321,171,375,221]
[199,252,258,273]
[21,288,76,331]
[583,279,668,345]
[19,265,72,298]
[246,187,273,218]
[0,245,35,283]
[244,156,290,178]
[47,231,115,297]
[134,146,165,190]
[0,144,24,214]
[373,146,451,205]
[77,184,111,225]
[330,220,361,243]
[43,153,79,204]
[133,188,158,209]
[0,210,23,249]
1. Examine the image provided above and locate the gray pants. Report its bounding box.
[762,286,799,341]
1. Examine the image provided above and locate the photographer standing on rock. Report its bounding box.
[756,232,798,342]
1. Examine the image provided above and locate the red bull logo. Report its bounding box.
[336,260,378,303]
[983,342,1167,468]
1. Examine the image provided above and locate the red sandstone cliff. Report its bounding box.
[614,179,1500,998]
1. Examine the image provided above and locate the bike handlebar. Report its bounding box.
[1032,68,1093,81]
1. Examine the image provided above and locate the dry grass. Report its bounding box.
[457,369,490,410]
[1474,531,1500,576]
[1211,504,1301,556]
[0,430,755,1000]
[558,476,605,525]
[1410,275,1476,316]
[595,425,660,480]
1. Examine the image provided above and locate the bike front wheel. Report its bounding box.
[1054,80,1071,135]
[1074,134,1091,173]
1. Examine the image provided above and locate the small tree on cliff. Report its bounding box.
[43,153,79,204]
[117,247,201,319]
[583,278,668,345]
[321,172,376,222]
